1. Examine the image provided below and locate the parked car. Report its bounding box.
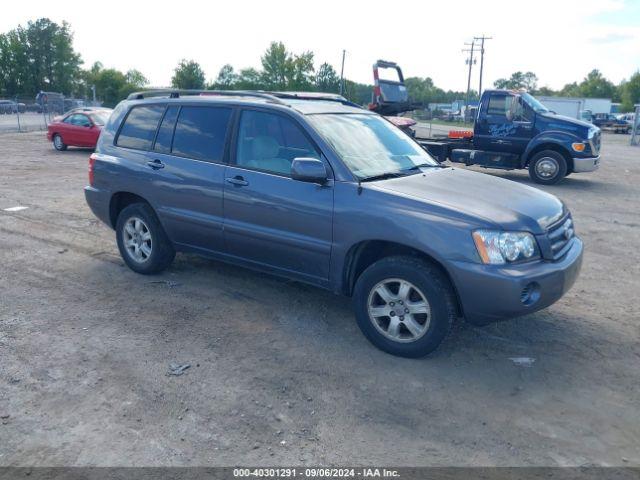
[47,108,112,150]
[420,90,601,184]
[85,90,583,357]
[0,99,26,114]
[591,113,631,134]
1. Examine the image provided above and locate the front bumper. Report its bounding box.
[447,237,583,325]
[573,155,600,173]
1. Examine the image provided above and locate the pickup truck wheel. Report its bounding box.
[528,150,567,185]
[116,203,175,274]
[53,134,67,151]
[353,256,456,358]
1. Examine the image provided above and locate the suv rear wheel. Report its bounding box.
[528,150,567,185]
[116,203,175,274]
[353,256,457,357]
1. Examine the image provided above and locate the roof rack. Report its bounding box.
[126,89,285,103]
[126,89,361,108]
[270,91,361,108]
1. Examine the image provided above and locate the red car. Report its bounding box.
[47,109,112,151]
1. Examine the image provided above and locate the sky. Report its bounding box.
[2,0,639,91]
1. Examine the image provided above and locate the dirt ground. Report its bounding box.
[0,131,639,467]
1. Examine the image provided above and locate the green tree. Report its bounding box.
[0,18,82,96]
[260,41,291,89]
[212,64,238,89]
[81,62,149,107]
[534,86,556,96]
[494,71,538,91]
[260,41,315,90]
[125,69,148,88]
[235,68,263,90]
[171,59,206,90]
[315,63,340,93]
[620,71,640,112]
[577,69,616,98]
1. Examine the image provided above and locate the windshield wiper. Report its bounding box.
[360,171,407,182]
[403,163,447,171]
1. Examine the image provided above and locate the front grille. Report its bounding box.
[547,215,575,260]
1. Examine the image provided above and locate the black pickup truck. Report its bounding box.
[420,90,602,184]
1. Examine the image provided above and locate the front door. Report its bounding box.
[222,108,334,283]
[65,113,94,146]
[474,93,534,154]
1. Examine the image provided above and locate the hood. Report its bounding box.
[538,112,592,133]
[370,167,564,233]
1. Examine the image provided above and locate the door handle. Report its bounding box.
[147,159,165,169]
[226,176,249,187]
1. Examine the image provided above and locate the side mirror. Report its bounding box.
[291,157,328,184]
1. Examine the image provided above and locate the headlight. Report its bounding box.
[472,230,540,264]
[588,126,598,139]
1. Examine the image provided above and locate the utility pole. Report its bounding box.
[339,49,346,96]
[474,35,492,96]
[462,40,476,123]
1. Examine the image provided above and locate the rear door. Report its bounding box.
[222,108,334,283]
[144,105,233,253]
[474,93,533,154]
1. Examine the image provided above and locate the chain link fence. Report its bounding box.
[0,93,102,133]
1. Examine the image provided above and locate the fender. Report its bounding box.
[521,130,582,168]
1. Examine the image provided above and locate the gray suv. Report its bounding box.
[85,90,583,357]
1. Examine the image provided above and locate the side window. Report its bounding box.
[116,105,165,150]
[171,106,232,162]
[66,114,91,126]
[486,95,508,116]
[153,106,179,154]
[235,110,319,176]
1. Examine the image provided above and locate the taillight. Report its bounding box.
[88,153,97,186]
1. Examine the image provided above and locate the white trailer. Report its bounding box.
[538,96,612,120]
[538,97,582,119]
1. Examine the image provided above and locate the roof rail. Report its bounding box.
[270,91,361,108]
[126,89,361,108]
[126,89,285,103]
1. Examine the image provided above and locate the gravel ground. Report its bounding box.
[0,131,639,467]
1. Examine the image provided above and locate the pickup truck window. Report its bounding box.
[521,93,549,113]
[308,113,437,180]
[116,105,165,150]
[486,95,509,116]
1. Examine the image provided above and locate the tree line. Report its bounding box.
[493,70,640,112]
[1,18,638,112]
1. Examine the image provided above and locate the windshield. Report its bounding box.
[90,111,110,125]
[520,93,549,113]
[307,113,438,180]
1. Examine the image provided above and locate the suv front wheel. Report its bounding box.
[353,256,457,357]
[116,203,175,274]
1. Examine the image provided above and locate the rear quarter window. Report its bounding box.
[116,105,165,150]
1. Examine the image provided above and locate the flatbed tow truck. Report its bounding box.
[366,61,601,185]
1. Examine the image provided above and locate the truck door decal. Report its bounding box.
[489,123,517,137]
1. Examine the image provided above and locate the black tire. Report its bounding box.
[353,256,457,358]
[52,134,67,151]
[528,150,567,185]
[115,203,175,274]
